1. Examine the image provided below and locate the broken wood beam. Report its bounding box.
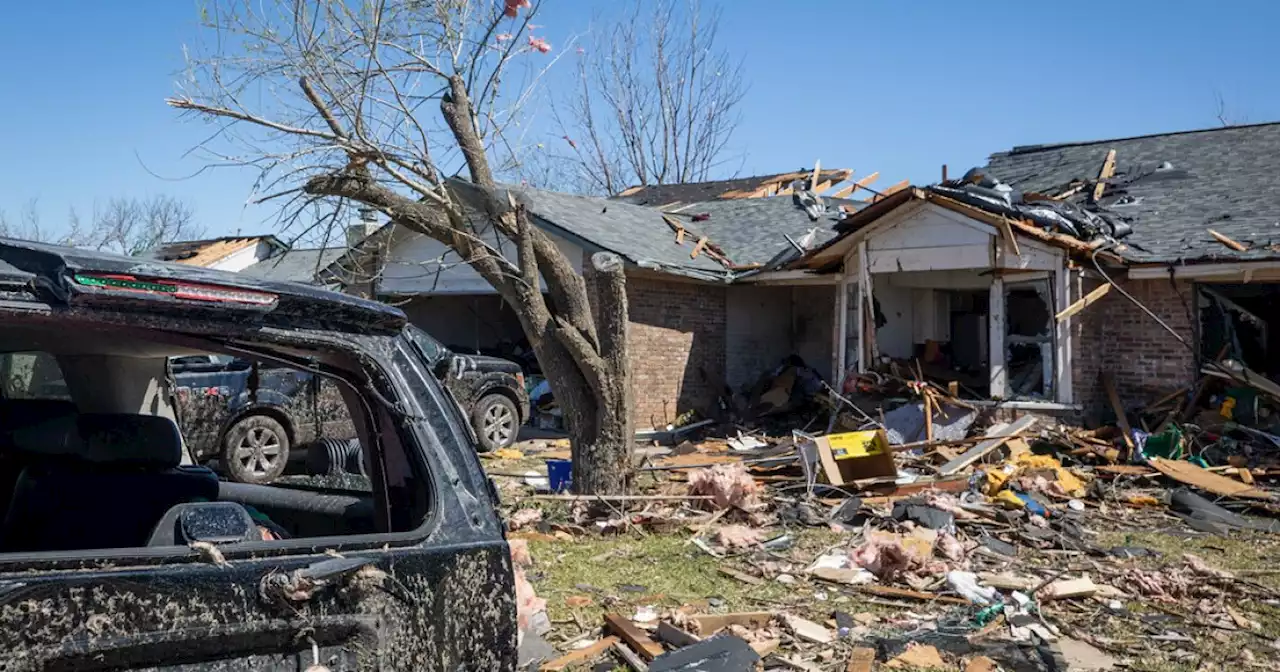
[871,179,910,203]
[611,641,649,671]
[1101,372,1136,454]
[1092,148,1117,201]
[1208,228,1248,252]
[690,237,709,259]
[997,216,1021,258]
[604,613,664,661]
[690,612,773,634]
[1055,282,1112,322]
[938,416,1038,476]
[830,172,880,199]
[857,584,971,605]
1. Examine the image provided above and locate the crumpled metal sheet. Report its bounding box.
[880,401,978,446]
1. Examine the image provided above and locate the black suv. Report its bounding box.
[169,337,527,484]
[0,238,517,669]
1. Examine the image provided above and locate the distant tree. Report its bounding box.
[543,0,746,195]
[0,195,202,255]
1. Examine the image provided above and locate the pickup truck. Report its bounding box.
[170,336,528,484]
[0,238,517,670]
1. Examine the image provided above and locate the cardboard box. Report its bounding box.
[815,430,898,485]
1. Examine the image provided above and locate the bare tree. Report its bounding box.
[0,196,201,255]
[89,195,202,256]
[545,0,746,196]
[169,0,634,494]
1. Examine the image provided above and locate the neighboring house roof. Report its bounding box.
[664,196,858,267]
[240,247,347,284]
[612,169,854,207]
[982,122,1280,264]
[148,235,286,267]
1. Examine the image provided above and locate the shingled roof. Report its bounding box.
[664,197,857,267]
[982,122,1280,264]
[240,247,347,284]
[612,169,854,207]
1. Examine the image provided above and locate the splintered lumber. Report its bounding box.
[1040,577,1098,601]
[1149,457,1275,500]
[605,614,665,660]
[690,237,709,259]
[655,622,701,649]
[612,641,650,671]
[938,416,1038,476]
[997,217,1021,258]
[872,179,910,203]
[1101,372,1136,453]
[542,636,621,671]
[831,172,880,199]
[1092,149,1117,201]
[1205,359,1280,402]
[1055,283,1112,322]
[857,584,971,605]
[1208,228,1248,252]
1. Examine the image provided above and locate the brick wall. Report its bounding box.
[624,276,727,428]
[725,286,792,392]
[1072,276,1196,419]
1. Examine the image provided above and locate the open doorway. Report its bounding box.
[1004,277,1055,400]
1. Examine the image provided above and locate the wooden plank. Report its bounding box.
[857,584,971,605]
[831,172,880,199]
[938,417,1038,476]
[1101,372,1136,453]
[1208,228,1248,252]
[718,566,764,586]
[997,216,1021,258]
[810,159,821,190]
[1055,282,1112,322]
[988,277,1007,398]
[690,237,708,259]
[872,179,910,203]
[542,636,621,671]
[1149,457,1275,500]
[604,614,665,660]
[847,647,877,672]
[1092,149,1116,201]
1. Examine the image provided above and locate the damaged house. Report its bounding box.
[791,122,1280,420]
[320,169,876,429]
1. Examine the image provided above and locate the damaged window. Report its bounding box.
[1199,284,1275,379]
[1004,278,1056,400]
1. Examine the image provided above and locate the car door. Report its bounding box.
[0,337,516,671]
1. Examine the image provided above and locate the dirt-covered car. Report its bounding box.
[0,238,517,670]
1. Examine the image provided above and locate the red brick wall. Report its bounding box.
[1072,276,1196,419]
[624,276,727,429]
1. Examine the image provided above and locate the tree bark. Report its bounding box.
[572,252,631,494]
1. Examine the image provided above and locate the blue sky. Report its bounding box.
[0,1,1274,242]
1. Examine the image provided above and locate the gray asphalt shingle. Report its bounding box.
[241,247,347,284]
[666,197,846,266]
[982,122,1280,263]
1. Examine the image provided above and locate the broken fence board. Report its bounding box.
[857,584,971,605]
[1149,457,1275,501]
[938,418,1038,476]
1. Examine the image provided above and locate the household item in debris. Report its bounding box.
[815,429,898,486]
[1140,426,1184,461]
[545,458,573,493]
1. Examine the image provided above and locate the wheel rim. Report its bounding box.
[483,403,515,446]
[235,426,283,477]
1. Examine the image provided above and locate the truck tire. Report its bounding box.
[472,393,518,452]
[222,414,291,484]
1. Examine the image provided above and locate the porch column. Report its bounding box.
[989,276,1006,399]
[1055,264,1074,403]
[857,241,872,372]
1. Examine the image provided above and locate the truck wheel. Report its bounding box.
[472,394,518,452]
[222,415,291,484]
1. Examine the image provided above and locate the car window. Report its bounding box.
[0,352,71,401]
[407,326,446,363]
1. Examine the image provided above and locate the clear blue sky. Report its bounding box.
[1,1,1274,241]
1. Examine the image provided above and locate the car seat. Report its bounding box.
[0,413,219,553]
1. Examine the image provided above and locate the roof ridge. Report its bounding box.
[999,120,1280,157]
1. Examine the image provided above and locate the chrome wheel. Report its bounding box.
[482,402,515,447]
[235,425,284,477]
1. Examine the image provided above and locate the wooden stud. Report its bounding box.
[1092,149,1117,201]
[997,217,1021,259]
[871,179,911,203]
[1101,372,1136,454]
[830,172,880,199]
[923,390,935,443]
[690,237,709,259]
[1208,228,1248,252]
[811,159,822,190]
[1055,282,1111,322]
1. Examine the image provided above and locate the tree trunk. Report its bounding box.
[570,252,631,494]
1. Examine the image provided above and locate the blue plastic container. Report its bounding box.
[545,459,573,493]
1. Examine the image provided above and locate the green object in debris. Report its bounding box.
[1189,455,1210,468]
[1143,427,1184,460]
[973,603,1003,626]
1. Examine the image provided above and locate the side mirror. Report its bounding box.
[433,354,466,380]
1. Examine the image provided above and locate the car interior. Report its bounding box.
[0,322,427,556]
